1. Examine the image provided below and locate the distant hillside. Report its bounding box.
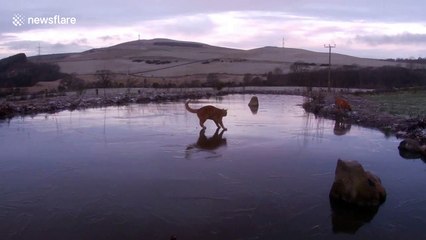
[2,40,425,90]
[42,38,398,77]
[27,53,75,62]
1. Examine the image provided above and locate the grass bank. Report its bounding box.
[364,89,426,118]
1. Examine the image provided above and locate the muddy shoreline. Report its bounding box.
[302,93,426,143]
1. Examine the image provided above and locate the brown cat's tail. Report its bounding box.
[185,100,198,113]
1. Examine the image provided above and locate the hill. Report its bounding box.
[41,38,396,77]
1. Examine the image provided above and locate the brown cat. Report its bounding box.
[185,100,227,130]
[335,97,352,111]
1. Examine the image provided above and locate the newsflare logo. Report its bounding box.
[12,14,25,26]
[12,13,77,27]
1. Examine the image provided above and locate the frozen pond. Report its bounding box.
[0,94,425,239]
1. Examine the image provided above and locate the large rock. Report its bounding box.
[398,138,426,156]
[329,159,386,207]
[0,104,16,118]
[330,198,379,234]
[248,96,259,114]
[248,96,259,106]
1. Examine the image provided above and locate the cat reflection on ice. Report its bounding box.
[185,128,227,159]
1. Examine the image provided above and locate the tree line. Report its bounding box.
[2,53,426,92]
[244,63,426,89]
[0,53,68,88]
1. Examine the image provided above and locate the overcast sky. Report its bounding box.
[1,0,425,59]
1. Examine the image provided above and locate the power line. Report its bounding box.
[324,43,336,92]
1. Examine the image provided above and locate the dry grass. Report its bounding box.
[365,90,426,118]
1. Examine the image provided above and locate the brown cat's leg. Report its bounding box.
[213,128,220,137]
[219,120,227,130]
[213,120,220,129]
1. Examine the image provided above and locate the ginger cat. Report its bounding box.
[335,97,352,111]
[185,100,227,130]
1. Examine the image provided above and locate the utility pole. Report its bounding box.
[37,43,41,62]
[282,37,285,48]
[324,43,336,92]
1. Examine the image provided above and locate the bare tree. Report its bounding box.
[272,67,283,75]
[95,70,114,97]
[95,70,113,88]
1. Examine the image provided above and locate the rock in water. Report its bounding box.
[330,198,379,234]
[248,96,259,114]
[248,96,259,106]
[0,104,16,118]
[329,159,386,207]
[398,138,426,156]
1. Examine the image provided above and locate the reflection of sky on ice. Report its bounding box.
[0,94,426,239]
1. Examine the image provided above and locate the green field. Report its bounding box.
[365,90,426,118]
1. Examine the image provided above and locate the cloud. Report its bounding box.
[48,42,91,53]
[98,35,121,42]
[1,1,426,59]
[2,0,426,35]
[154,15,216,36]
[0,40,40,51]
[356,33,426,46]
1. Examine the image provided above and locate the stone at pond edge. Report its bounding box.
[329,159,386,207]
[0,103,16,118]
[330,198,379,234]
[398,138,426,156]
[248,96,259,106]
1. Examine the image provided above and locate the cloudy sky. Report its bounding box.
[1,0,425,59]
